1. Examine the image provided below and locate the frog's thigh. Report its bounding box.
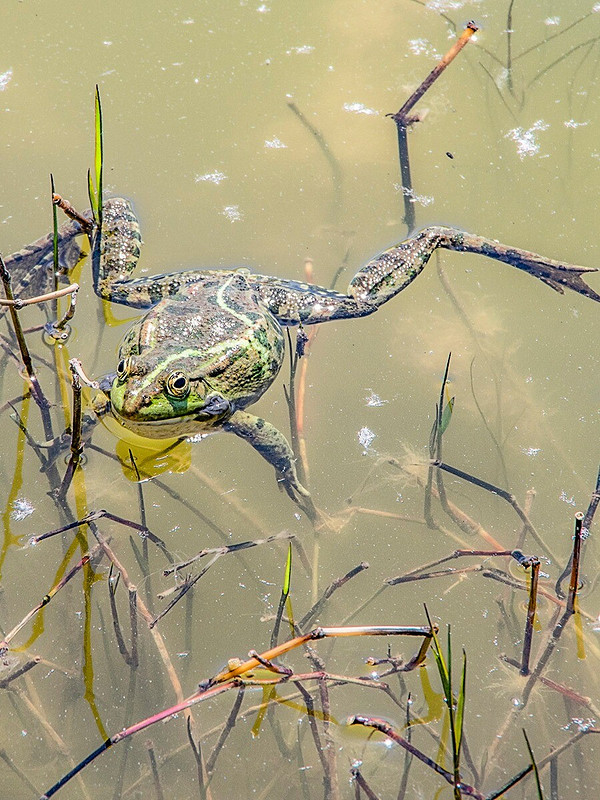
[223,410,309,497]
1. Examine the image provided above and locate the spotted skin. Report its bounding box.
[11,194,596,500]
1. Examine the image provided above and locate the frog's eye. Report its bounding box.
[116,356,132,381]
[165,370,190,398]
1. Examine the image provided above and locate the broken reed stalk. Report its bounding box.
[52,193,93,235]
[567,511,584,614]
[389,22,479,230]
[299,562,369,630]
[432,458,558,562]
[185,720,208,800]
[351,765,381,800]
[348,716,484,799]
[0,546,102,655]
[0,253,57,442]
[0,252,37,380]
[555,464,599,597]
[56,360,85,499]
[29,508,172,561]
[108,566,138,668]
[165,531,293,575]
[520,557,540,675]
[0,282,79,309]
[39,625,433,798]
[0,656,42,688]
[145,741,165,800]
[205,688,245,774]
[521,512,585,705]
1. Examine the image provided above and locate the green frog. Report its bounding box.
[84,197,598,500]
[5,196,598,500]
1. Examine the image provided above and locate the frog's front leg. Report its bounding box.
[254,226,598,326]
[223,409,309,500]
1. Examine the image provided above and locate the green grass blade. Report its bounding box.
[50,173,59,292]
[283,542,292,598]
[94,85,103,222]
[455,649,467,758]
[424,605,450,698]
[440,395,455,435]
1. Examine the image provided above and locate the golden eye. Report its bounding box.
[116,356,132,381]
[165,370,190,398]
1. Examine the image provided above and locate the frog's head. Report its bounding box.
[108,293,285,439]
[109,348,238,439]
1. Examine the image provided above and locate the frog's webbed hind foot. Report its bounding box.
[223,410,310,501]
[443,229,600,303]
[3,218,87,303]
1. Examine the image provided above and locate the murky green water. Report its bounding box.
[1,1,598,798]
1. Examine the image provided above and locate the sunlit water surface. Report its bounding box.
[0,2,599,798]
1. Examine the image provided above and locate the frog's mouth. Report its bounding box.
[110,394,234,439]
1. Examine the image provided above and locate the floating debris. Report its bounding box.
[559,490,576,507]
[195,171,227,184]
[395,184,435,207]
[343,102,379,116]
[11,497,34,521]
[0,68,13,91]
[407,38,440,59]
[505,120,549,159]
[222,205,243,222]
[264,137,287,149]
[358,426,376,453]
[364,390,387,408]
[286,45,314,55]
[520,446,541,457]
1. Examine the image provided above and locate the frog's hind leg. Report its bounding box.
[91,197,144,304]
[260,226,598,326]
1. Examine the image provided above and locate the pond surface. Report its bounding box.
[1,1,599,798]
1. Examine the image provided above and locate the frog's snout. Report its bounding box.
[110,379,152,418]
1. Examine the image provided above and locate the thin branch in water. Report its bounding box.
[205,687,245,774]
[299,562,369,630]
[389,22,479,230]
[350,765,381,800]
[145,740,165,800]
